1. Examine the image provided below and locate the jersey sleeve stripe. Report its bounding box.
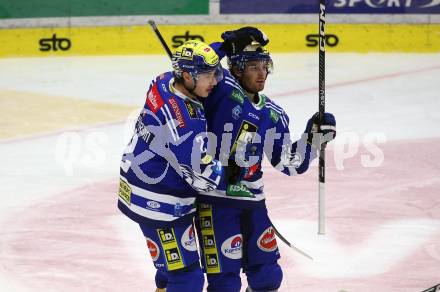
[266,103,288,127]
[225,80,246,96]
[160,105,179,142]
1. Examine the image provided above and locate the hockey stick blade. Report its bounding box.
[272,225,313,260]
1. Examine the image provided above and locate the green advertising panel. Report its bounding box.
[0,0,208,19]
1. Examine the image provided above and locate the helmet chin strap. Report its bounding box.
[183,75,203,102]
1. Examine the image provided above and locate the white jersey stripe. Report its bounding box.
[225,80,245,96]
[266,103,288,127]
[119,197,196,221]
[241,178,264,190]
[161,105,179,142]
[122,177,196,206]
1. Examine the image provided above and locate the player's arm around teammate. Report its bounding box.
[117,40,223,292]
[196,27,337,292]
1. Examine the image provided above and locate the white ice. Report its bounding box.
[1,53,439,291]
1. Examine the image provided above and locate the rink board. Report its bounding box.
[0,23,439,57]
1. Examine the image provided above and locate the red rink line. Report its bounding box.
[1,137,439,291]
[273,64,440,98]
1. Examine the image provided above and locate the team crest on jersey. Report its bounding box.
[180,164,218,193]
[146,237,160,261]
[221,235,243,259]
[181,224,197,251]
[232,105,242,120]
[257,227,278,252]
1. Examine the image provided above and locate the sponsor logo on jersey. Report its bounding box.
[184,100,199,119]
[200,215,213,230]
[230,89,244,105]
[269,109,280,123]
[221,235,243,259]
[203,234,216,249]
[118,178,131,205]
[146,84,164,113]
[135,115,153,143]
[181,224,197,251]
[226,183,255,198]
[244,163,259,179]
[257,226,278,252]
[165,247,182,264]
[146,200,161,209]
[231,120,258,154]
[205,253,221,273]
[157,228,184,270]
[158,228,176,244]
[248,112,260,120]
[232,105,242,120]
[146,237,160,261]
[168,97,186,128]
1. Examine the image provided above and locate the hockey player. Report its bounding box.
[194,27,337,292]
[117,40,224,292]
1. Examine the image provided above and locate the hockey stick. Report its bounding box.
[148,20,172,58]
[148,19,313,260]
[271,225,313,260]
[318,0,326,235]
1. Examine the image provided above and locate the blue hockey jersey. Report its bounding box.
[118,73,222,228]
[199,69,318,209]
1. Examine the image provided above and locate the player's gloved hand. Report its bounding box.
[220,26,269,56]
[305,112,336,147]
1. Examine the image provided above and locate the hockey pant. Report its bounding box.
[196,203,283,292]
[139,222,204,292]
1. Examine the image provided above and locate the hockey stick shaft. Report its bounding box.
[318,0,326,235]
[149,19,313,260]
[148,20,172,59]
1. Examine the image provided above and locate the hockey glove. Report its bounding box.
[220,26,269,56]
[305,112,336,147]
